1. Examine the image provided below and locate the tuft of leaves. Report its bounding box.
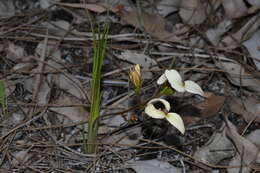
[87,24,109,153]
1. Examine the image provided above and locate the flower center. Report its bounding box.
[153,101,166,109]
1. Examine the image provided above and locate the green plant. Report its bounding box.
[0,80,7,115]
[144,69,205,134]
[87,24,109,153]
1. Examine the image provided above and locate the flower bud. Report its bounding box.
[129,64,142,92]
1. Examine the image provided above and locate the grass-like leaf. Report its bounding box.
[87,24,109,153]
[0,80,7,115]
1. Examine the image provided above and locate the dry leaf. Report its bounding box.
[100,0,132,12]
[156,0,180,17]
[243,29,260,70]
[222,14,260,47]
[117,50,157,79]
[3,79,16,97]
[179,0,206,25]
[12,62,35,72]
[0,1,15,17]
[55,2,106,13]
[12,150,31,167]
[54,2,125,13]
[246,0,260,6]
[102,126,142,146]
[228,97,260,123]
[179,104,201,124]
[222,0,248,19]
[3,112,25,127]
[50,73,86,100]
[50,94,86,123]
[6,43,26,60]
[23,76,51,104]
[226,120,258,173]
[127,159,182,173]
[119,50,157,68]
[36,41,61,60]
[121,10,180,42]
[196,92,226,118]
[194,128,235,164]
[215,57,260,93]
[178,93,225,125]
[246,130,260,149]
[101,114,126,131]
[228,155,251,173]
[206,20,232,45]
[39,0,52,9]
[41,20,70,36]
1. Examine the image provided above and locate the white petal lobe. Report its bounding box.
[157,73,167,85]
[166,113,185,134]
[144,103,165,119]
[165,69,185,92]
[184,80,204,96]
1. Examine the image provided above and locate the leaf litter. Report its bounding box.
[0,0,260,172]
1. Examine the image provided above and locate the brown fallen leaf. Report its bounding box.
[226,120,258,173]
[120,9,180,42]
[196,92,226,118]
[180,92,225,124]
[179,104,201,125]
[227,96,260,123]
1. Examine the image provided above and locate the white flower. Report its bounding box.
[157,69,204,96]
[144,98,185,134]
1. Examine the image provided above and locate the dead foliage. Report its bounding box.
[0,0,260,172]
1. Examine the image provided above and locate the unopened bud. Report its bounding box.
[129,64,142,92]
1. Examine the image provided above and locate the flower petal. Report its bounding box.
[184,80,204,96]
[134,64,141,77]
[165,113,185,134]
[157,73,167,85]
[147,98,170,111]
[144,103,165,119]
[165,69,185,92]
